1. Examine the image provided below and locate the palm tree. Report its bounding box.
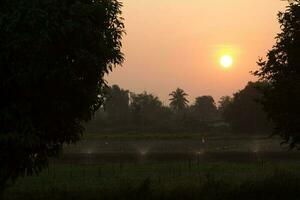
[169,88,189,113]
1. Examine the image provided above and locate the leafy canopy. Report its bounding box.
[0,0,124,188]
[254,1,300,148]
[191,96,218,122]
[222,82,271,134]
[169,88,189,113]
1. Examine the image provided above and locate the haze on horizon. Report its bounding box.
[107,0,287,104]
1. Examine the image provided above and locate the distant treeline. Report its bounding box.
[86,81,272,135]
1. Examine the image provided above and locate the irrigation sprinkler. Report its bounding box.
[137,147,150,164]
[252,149,265,168]
[194,150,205,167]
[86,149,93,165]
[140,150,148,156]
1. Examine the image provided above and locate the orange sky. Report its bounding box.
[107,0,287,105]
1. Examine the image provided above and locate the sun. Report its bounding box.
[220,55,233,68]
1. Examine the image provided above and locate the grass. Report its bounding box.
[3,161,300,200]
[82,131,273,140]
[65,133,288,154]
[83,132,211,140]
[2,133,298,200]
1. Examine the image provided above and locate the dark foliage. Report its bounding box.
[131,92,163,126]
[191,96,218,122]
[0,0,124,189]
[218,96,232,117]
[87,83,273,134]
[254,1,300,148]
[86,79,277,136]
[222,82,272,134]
[87,87,207,133]
[169,88,189,113]
[104,85,131,124]
[3,169,300,200]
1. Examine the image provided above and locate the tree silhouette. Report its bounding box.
[191,96,218,122]
[0,0,124,189]
[223,82,271,134]
[218,96,233,117]
[104,85,130,125]
[130,92,164,129]
[169,88,189,113]
[254,1,300,148]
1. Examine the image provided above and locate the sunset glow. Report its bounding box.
[108,0,287,102]
[220,55,233,68]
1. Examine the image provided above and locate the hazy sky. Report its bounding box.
[107,0,287,104]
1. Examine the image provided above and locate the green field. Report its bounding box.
[3,133,300,200]
[65,133,289,155]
